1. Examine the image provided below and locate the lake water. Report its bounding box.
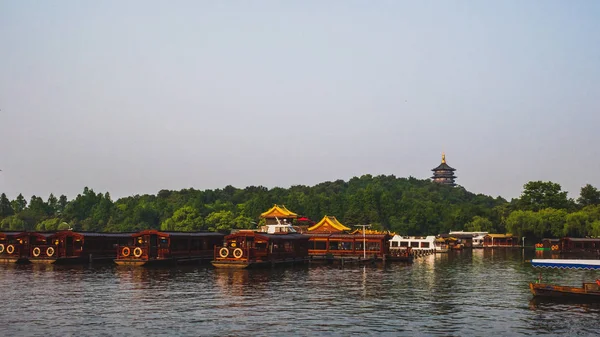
[1,249,598,336]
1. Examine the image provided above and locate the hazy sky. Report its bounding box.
[1,1,599,201]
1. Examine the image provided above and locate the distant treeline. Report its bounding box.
[1,175,599,241]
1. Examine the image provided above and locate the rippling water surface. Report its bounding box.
[1,249,599,336]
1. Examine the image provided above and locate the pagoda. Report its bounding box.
[431,153,457,186]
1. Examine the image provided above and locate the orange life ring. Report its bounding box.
[6,244,15,254]
[233,248,243,259]
[46,247,55,257]
[0,244,4,254]
[122,247,131,257]
[33,247,41,257]
[133,247,143,258]
[219,247,229,258]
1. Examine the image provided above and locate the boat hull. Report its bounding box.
[212,257,308,269]
[530,282,600,300]
[115,256,212,267]
[0,256,28,264]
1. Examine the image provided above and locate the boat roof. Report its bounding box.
[563,238,600,242]
[308,233,390,239]
[133,230,224,238]
[225,231,309,241]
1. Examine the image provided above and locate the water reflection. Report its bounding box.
[1,250,600,336]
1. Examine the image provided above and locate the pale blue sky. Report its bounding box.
[1,1,599,200]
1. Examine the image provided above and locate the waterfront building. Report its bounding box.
[431,153,457,186]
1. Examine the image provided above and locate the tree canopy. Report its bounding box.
[1,177,598,242]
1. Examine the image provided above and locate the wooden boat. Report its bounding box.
[211,222,309,269]
[535,238,560,251]
[0,231,53,263]
[115,230,224,266]
[29,231,132,264]
[530,281,600,300]
[309,231,395,261]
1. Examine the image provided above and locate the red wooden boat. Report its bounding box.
[211,223,309,269]
[0,231,53,263]
[115,230,224,266]
[530,281,600,300]
[29,231,132,264]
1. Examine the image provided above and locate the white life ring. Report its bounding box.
[133,247,143,258]
[219,247,229,258]
[6,244,15,254]
[0,244,4,254]
[46,247,55,257]
[233,248,243,259]
[33,247,41,257]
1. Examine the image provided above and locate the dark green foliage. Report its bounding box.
[1,179,599,241]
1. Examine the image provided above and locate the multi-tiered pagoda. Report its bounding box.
[431,153,457,186]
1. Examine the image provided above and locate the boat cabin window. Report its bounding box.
[391,241,398,247]
[311,241,327,250]
[400,242,408,247]
[329,241,341,250]
[421,242,430,248]
[255,241,267,251]
[410,242,419,248]
[367,242,380,252]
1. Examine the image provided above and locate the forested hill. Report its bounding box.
[1,175,599,240]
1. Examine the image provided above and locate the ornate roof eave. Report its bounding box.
[308,215,351,232]
[431,163,456,171]
[260,204,298,218]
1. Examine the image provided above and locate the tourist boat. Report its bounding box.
[529,280,600,300]
[389,235,437,254]
[0,231,53,263]
[535,238,560,251]
[115,230,224,266]
[308,230,395,261]
[434,238,449,253]
[449,231,489,248]
[558,237,600,257]
[530,259,600,270]
[211,222,309,269]
[29,231,132,264]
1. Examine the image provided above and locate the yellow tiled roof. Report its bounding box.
[308,215,350,231]
[260,204,298,218]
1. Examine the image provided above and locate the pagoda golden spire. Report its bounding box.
[441,152,446,164]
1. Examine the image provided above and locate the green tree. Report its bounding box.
[564,211,588,237]
[160,206,204,231]
[11,193,27,213]
[57,195,68,214]
[205,210,236,231]
[578,184,600,207]
[36,217,61,231]
[517,181,570,211]
[0,193,14,217]
[506,210,540,239]
[1,215,26,230]
[47,194,58,215]
[464,216,493,232]
[57,222,71,230]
